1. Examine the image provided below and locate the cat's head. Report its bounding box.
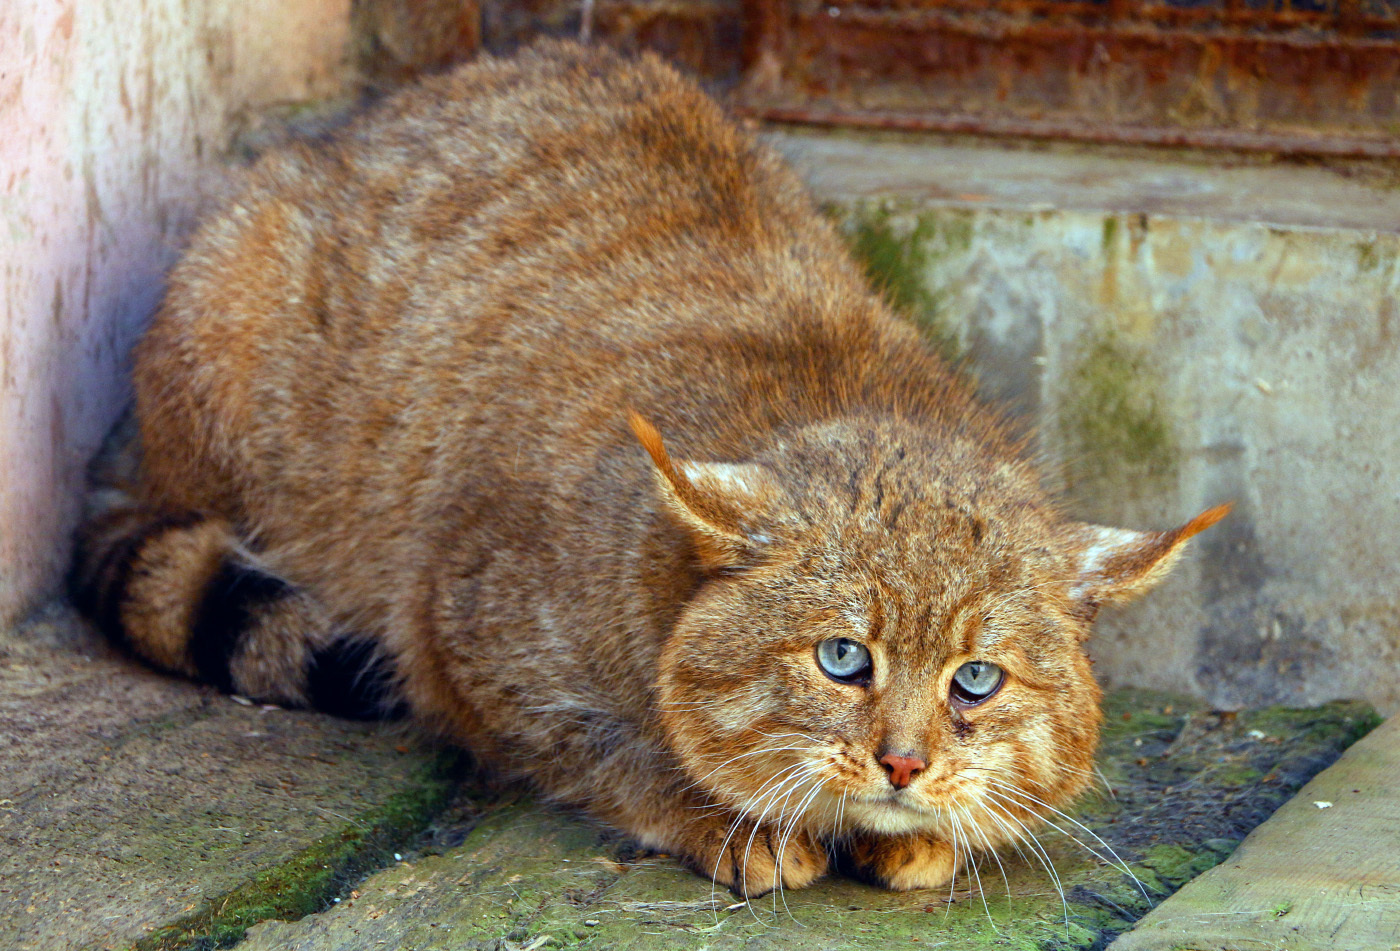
[635,413,1226,848]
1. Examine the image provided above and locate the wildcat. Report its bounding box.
[72,40,1225,897]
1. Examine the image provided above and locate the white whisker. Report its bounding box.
[951,809,999,934]
[709,760,814,918]
[975,795,1070,935]
[771,778,825,923]
[962,804,1013,919]
[681,744,813,794]
[982,779,1148,900]
[736,763,824,910]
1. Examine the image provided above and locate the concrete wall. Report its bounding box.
[779,132,1400,715]
[4,7,1396,717]
[0,0,353,628]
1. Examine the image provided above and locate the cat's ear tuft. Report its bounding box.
[629,412,784,571]
[1066,504,1230,621]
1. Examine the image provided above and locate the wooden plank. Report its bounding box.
[1110,714,1400,951]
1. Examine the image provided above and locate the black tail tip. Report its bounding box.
[306,636,408,721]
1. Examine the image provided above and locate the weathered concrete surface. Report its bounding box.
[0,602,1378,951]
[1110,713,1400,951]
[772,131,1400,716]
[0,0,354,630]
[770,131,1400,233]
[0,604,457,951]
[234,691,1377,951]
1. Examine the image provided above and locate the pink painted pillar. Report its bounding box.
[0,0,352,627]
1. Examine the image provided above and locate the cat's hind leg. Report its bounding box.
[71,491,403,720]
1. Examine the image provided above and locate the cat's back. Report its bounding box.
[143,39,838,364]
[133,41,897,616]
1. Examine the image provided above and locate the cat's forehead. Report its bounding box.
[768,420,1068,619]
[787,530,1053,633]
[800,480,1061,580]
[777,420,1049,532]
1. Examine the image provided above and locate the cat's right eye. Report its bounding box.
[950,661,1004,705]
[815,638,873,686]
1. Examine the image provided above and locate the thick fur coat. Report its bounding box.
[75,42,1224,895]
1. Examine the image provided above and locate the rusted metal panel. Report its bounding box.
[593,0,744,80]
[483,0,743,80]
[354,0,482,85]
[738,0,1400,156]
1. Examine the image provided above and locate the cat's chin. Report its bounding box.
[838,795,949,837]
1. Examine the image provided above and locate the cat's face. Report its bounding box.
[638,415,1222,845]
[654,451,1101,845]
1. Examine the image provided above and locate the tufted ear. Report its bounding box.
[629,412,785,571]
[1066,504,1230,621]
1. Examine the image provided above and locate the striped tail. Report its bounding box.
[71,492,405,720]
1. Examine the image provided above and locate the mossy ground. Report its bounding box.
[231,691,1378,951]
[125,751,462,951]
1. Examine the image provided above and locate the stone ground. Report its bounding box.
[0,604,457,951]
[1110,714,1400,951]
[0,602,1383,951]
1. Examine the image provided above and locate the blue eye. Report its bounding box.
[816,638,872,685]
[951,661,1004,704]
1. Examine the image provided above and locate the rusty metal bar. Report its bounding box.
[737,0,1400,159]
[737,103,1400,158]
[808,7,1400,49]
[825,0,1400,30]
[816,1,1400,36]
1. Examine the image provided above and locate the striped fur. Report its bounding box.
[72,495,403,717]
[71,42,1221,897]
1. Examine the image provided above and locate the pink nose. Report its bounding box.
[879,753,927,789]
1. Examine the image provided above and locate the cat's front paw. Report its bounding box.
[842,833,958,891]
[684,816,829,898]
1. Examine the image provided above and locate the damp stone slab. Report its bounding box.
[0,604,457,951]
[0,602,1380,951]
[1109,712,1400,951]
[234,690,1378,951]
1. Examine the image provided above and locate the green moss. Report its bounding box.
[1356,238,1382,272]
[1208,764,1264,786]
[1140,845,1220,888]
[128,751,462,951]
[836,202,974,363]
[1102,216,1120,252]
[1240,700,1381,747]
[1063,332,1175,485]
[848,210,938,316]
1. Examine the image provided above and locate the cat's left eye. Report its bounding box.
[815,638,872,686]
[950,661,1004,705]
